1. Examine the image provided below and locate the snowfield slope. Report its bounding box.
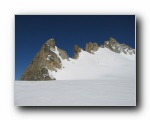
[16,45,136,106]
[50,47,135,80]
[16,38,136,106]
[15,80,136,106]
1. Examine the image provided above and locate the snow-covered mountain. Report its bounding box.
[20,37,135,80]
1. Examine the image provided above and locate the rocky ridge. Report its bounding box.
[20,37,135,81]
[102,37,135,55]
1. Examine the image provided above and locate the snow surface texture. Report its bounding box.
[50,47,135,80]
[15,80,136,106]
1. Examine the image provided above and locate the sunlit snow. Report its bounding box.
[15,47,136,106]
[51,47,135,80]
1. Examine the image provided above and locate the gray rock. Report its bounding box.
[73,45,82,59]
[45,38,55,49]
[20,38,62,81]
[57,48,69,60]
[85,42,99,53]
[102,37,135,55]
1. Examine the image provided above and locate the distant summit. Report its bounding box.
[20,37,135,81]
[101,37,135,55]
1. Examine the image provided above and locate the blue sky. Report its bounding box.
[15,15,135,80]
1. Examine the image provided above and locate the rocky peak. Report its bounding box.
[45,38,55,50]
[103,37,135,55]
[20,38,69,81]
[85,42,99,53]
[73,45,82,59]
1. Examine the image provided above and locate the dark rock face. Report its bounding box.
[85,42,99,53]
[20,38,68,81]
[102,37,135,55]
[72,45,82,59]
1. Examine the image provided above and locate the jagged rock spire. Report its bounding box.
[20,38,69,81]
[72,45,82,59]
[85,42,99,53]
[102,37,135,55]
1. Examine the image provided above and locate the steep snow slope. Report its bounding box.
[49,47,135,80]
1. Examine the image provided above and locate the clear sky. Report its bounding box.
[15,15,135,80]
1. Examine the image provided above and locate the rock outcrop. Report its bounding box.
[85,42,99,53]
[57,48,69,60]
[72,45,82,59]
[102,37,135,55]
[45,38,55,49]
[20,38,69,81]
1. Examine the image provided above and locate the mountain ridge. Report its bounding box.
[20,37,135,81]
